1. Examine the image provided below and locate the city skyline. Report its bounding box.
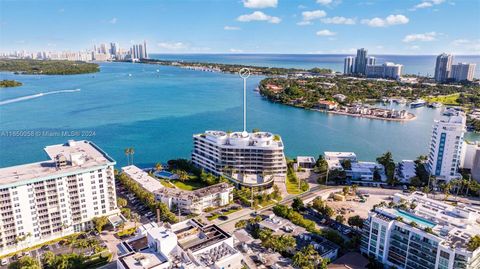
[1,0,479,55]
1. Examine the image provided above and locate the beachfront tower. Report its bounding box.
[427,108,466,181]
[451,62,476,82]
[344,56,354,75]
[434,53,453,83]
[354,48,368,75]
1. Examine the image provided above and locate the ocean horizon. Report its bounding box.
[150,53,480,78]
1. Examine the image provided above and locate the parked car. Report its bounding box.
[1,258,8,266]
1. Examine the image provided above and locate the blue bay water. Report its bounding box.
[0,57,479,168]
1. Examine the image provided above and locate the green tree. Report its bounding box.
[467,235,480,251]
[8,256,41,269]
[177,170,189,182]
[348,215,364,228]
[335,215,346,224]
[92,216,108,233]
[376,152,396,185]
[42,251,57,269]
[117,197,128,208]
[292,244,327,269]
[292,197,305,211]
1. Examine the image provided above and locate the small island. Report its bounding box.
[0,59,99,75]
[0,79,22,88]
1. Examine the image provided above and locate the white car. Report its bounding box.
[1,258,8,265]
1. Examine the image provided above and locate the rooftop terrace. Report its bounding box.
[0,140,115,187]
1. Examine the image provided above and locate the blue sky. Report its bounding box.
[1,0,479,55]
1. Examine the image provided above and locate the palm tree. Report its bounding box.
[129,147,135,165]
[124,148,131,165]
[177,170,189,182]
[155,162,163,171]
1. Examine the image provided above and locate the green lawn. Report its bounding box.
[425,93,460,105]
[170,177,207,191]
[159,179,175,188]
[286,178,303,195]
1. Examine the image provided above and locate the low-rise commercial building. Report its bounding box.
[0,140,118,256]
[345,162,387,186]
[397,160,417,184]
[117,220,244,269]
[361,192,480,269]
[296,156,316,170]
[324,152,357,170]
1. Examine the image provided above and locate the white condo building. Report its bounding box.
[192,131,287,189]
[0,140,118,256]
[361,192,480,269]
[117,220,244,269]
[427,109,466,181]
[451,63,476,82]
[366,62,403,79]
[434,53,453,83]
[121,165,233,214]
[344,56,355,75]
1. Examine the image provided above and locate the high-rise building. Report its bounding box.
[192,131,287,189]
[383,62,403,79]
[129,41,148,60]
[367,56,376,66]
[109,42,119,57]
[143,40,148,59]
[451,63,476,82]
[0,140,119,256]
[434,53,453,83]
[361,192,480,269]
[427,108,466,181]
[365,62,403,79]
[344,56,355,75]
[354,48,368,75]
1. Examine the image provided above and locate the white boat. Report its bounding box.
[410,99,426,108]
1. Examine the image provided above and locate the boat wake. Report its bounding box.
[0,89,81,106]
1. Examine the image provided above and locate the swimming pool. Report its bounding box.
[395,209,436,228]
[154,170,175,179]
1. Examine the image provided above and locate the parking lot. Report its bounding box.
[115,182,157,224]
[0,231,106,269]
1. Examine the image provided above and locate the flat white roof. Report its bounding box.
[324,152,357,159]
[122,165,164,192]
[297,156,316,163]
[0,140,115,187]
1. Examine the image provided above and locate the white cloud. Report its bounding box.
[109,17,117,24]
[361,14,409,27]
[237,11,281,23]
[408,45,420,50]
[316,29,336,36]
[243,0,277,9]
[321,16,355,25]
[316,0,333,5]
[411,0,445,10]
[403,32,437,42]
[302,10,327,21]
[297,21,312,26]
[224,26,241,30]
[229,48,244,53]
[157,42,188,50]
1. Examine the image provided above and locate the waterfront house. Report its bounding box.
[317,100,338,110]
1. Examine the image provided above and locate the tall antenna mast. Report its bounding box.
[239,68,251,134]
